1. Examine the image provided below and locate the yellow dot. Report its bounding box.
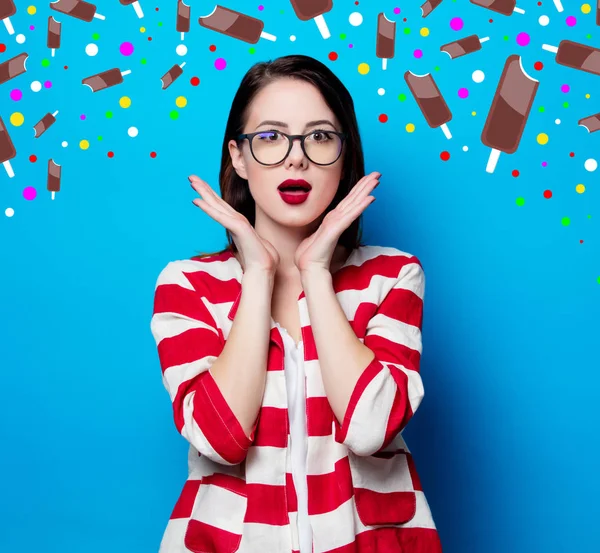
[358,63,370,75]
[471,111,476,116]
[27,6,36,15]
[406,123,415,133]
[576,183,585,193]
[140,26,146,33]
[582,4,591,14]
[586,93,591,98]
[175,96,187,108]
[537,132,549,145]
[80,140,90,150]
[420,27,430,37]
[119,96,131,108]
[10,112,24,126]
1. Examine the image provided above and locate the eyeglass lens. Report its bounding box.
[251,131,342,165]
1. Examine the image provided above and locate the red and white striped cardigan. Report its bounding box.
[150,244,443,553]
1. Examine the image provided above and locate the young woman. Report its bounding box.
[151,54,442,553]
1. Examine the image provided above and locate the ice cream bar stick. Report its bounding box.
[514,7,525,13]
[51,48,55,57]
[553,0,564,11]
[94,13,105,20]
[3,17,14,35]
[260,30,277,41]
[122,70,132,76]
[3,161,14,178]
[486,148,501,174]
[133,2,144,18]
[440,124,452,140]
[181,62,187,68]
[382,58,388,70]
[181,31,185,41]
[480,37,490,43]
[542,44,558,53]
[314,14,330,39]
[53,110,59,117]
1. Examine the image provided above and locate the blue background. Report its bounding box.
[1,1,598,552]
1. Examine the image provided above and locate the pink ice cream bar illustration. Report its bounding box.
[542,40,600,76]
[120,0,144,19]
[441,34,490,59]
[0,115,16,178]
[578,112,600,133]
[290,0,332,39]
[198,5,276,43]
[47,16,62,57]
[34,111,59,138]
[82,68,131,92]
[0,52,28,86]
[47,159,62,200]
[50,0,105,22]
[481,55,538,174]
[376,13,396,70]
[161,62,186,89]
[1,0,16,35]
[469,0,525,16]
[421,0,444,17]
[177,0,190,41]
[404,70,453,139]
[597,1,600,26]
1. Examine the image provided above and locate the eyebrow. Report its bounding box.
[254,119,337,131]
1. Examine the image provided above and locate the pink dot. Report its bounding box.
[516,32,530,46]
[44,81,52,88]
[80,114,86,120]
[414,49,423,58]
[566,16,576,26]
[458,87,469,99]
[23,186,37,201]
[214,57,227,70]
[349,44,353,48]
[10,89,22,101]
[542,161,548,167]
[29,25,35,31]
[120,42,134,56]
[393,7,401,14]
[258,4,264,9]
[450,17,463,31]
[561,84,570,93]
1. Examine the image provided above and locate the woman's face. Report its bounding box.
[229,78,345,231]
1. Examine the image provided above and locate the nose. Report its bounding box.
[285,136,308,169]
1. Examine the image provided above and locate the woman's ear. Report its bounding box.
[228,139,249,180]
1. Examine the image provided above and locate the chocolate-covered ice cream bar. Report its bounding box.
[469,0,525,16]
[120,0,144,19]
[0,115,16,178]
[47,159,62,200]
[198,5,276,43]
[421,0,444,17]
[82,68,131,92]
[440,35,490,59]
[481,55,538,173]
[34,111,59,138]
[0,52,28,86]
[1,0,16,35]
[578,112,600,133]
[290,0,332,39]
[50,0,105,22]
[47,16,61,57]
[404,71,453,139]
[161,62,186,89]
[376,13,396,70]
[177,0,190,40]
[542,40,600,76]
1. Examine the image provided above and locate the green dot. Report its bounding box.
[538,106,545,113]
[516,197,525,206]
[563,101,569,108]
[434,66,440,71]
[169,110,179,120]
[249,47,256,54]
[92,32,100,40]
[503,35,509,41]
[140,58,147,65]
[158,21,163,27]
[105,111,113,119]
[41,59,50,67]
[561,217,570,226]
[597,276,600,284]
[403,27,411,35]
[97,136,103,141]
[398,93,407,102]
[586,34,592,39]
[279,9,284,14]
[339,33,346,40]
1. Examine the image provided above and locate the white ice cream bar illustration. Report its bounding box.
[0,52,28,86]
[120,0,144,19]
[469,0,525,15]
[47,16,62,57]
[421,0,444,17]
[440,35,490,59]
[34,111,59,138]
[404,70,453,139]
[161,62,186,89]
[0,0,16,35]
[0,115,16,178]
[50,0,105,22]
[376,13,396,70]
[480,55,538,174]
[177,0,190,41]
[198,5,276,43]
[47,159,62,200]
[82,68,131,92]
[289,0,332,39]
[542,40,600,76]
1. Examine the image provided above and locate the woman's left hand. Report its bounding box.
[294,171,380,275]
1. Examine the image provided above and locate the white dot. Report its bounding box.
[290,35,296,42]
[176,43,187,56]
[31,81,42,92]
[61,141,68,147]
[377,88,385,96]
[584,158,597,171]
[349,12,363,26]
[5,207,14,217]
[85,43,99,56]
[555,119,561,124]
[16,34,26,44]
[462,146,469,152]
[128,126,139,138]
[472,70,485,83]
[539,15,550,26]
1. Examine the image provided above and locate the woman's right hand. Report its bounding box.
[189,175,280,275]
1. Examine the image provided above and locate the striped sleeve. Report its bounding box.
[334,256,426,456]
[150,261,257,465]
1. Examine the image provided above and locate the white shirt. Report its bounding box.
[275,322,313,553]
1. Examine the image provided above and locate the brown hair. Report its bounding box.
[193,54,367,259]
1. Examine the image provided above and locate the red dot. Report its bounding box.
[0,43,6,53]
[489,19,493,23]
[579,239,584,244]
[108,151,114,158]
[440,151,450,161]
[403,18,407,22]
[155,7,159,10]
[63,65,68,70]
[209,45,217,52]
[534,61,543,70]
[569,152,575,157]
[148,36,152,41]
[512,169,520,177]
[190,76,200,86]
[378,114,388,123]
[328,51,338,61]
[29,154,37,163]
[150,151,157,158]
[543,190,552,198]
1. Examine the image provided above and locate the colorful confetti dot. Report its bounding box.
[555,119,561,124]
[85,43,99,56]
[105,111,113,118]
[516,32,530,46]
[537,133,549,144]
[61,141,68,147]
[290,35,296,41]
[406,123,415,133]
[414,49,423,58]
[566,16,577,26]
[394,7,401,15]
[512,169,520,177]
[191,76,200,86]
[176,44,188,56]
[0,44,6,53]
[561,217,571,226]
[582,4,592,14]
[16,34,26,44]
[44,80,52,89]
[215,58,227,70]
[450,17,463,31]
[128,127,139,137]
[80,140,90,150]
[403,28,411,35]
[472,70,485,83]
[31,81,41,92]
[420,27,429,36]
[539,15,550,26]
[463,146,469,152]
[440,151,450,161]
[120,42,134,56]
[379,114,388,123]
[169,110,179,120]
[10,89,22,101]
[576,183,585,193]
[328,51,338,61]
[458,88,469,99]
[358,63,370,75]
[150,152,157,158]
[584,158,597,171]
[516,197,525,206]
[119,96,131,108]
[176,96,187,108]
[80,114,86,120]
[349,12,363,26]
[561,84,570,92]
[377,88,385,95]
[398,93,407,101]
[41,59,50,67]
[10,112,24,126]
[23,186,36,200]
[534,61,544,70]
[27,6,36,15]
[543,190,552,198]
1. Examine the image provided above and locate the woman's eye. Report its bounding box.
[257,131,281,141]
[310,131,332,142]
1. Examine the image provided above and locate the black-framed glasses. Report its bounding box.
[237,129,346,166]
